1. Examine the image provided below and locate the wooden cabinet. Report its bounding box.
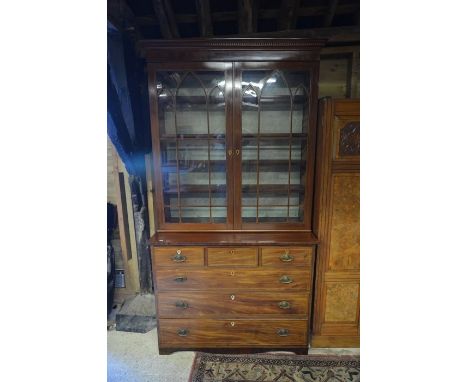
[141,39,324,354]
[312,99,360,348]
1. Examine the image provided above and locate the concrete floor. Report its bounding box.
[107,327,359,382]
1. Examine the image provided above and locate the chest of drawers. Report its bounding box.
[152,243,316,354]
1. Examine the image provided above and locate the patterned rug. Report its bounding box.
[188,352,360,382]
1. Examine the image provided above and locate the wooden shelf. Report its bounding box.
[241,133,308,139]
[151,231,319,246]
[160,134,226,140]
[162,184,303,194]
[242,184,305,193]
[163,185,226,194]
[161,159,305,173]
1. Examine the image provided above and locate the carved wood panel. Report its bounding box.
[339,122,360,156]
[333,116,360,161]
[328,174,360,271]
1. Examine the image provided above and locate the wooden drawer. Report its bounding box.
[152,247,204,267]
[155,268,311,290]
[158,291,309,318]
[159,319,308,347]
[261,247,314,267]
[207,247,257,267]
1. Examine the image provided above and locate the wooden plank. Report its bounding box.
[145,154,156,236]
[195,0,213,36]
[278,0,300,31]
[222,25,359,43]
[136,4,359,26]
[107,0,142,41]
[311,335,359,348]
[111,144,138,294]
[323,0,339,27]
[350,49,360,98]
[152,0,179,38]
[238,0,259,34]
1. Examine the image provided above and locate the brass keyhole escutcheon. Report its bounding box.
[230,322,235,327]
[230,271,235,276]
[230,249,235,255]
[228,149,233,156]
[177,328,189,337]
[176,249,181,255]
[235,149,240,156]
[230,295,235,300]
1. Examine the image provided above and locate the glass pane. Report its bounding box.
[211,207,227,223]
[156,70,227,224]
[241,69,310,224]
[258,207,288,223]
[180,207,210,223]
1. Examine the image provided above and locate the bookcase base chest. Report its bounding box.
[152,240,316,354]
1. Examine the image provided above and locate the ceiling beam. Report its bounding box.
[195,0,213,37]
[226,25,360,43]
[238,0,259,34]
[152,0,179,38]
[136,4,359,26]
[107,0,142,41]
[278,0,300,31]
[323,0,339,27]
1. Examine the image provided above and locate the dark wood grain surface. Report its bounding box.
[158,318,308,346]
[157,291,309,318]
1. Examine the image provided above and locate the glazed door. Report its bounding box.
[233,62,319,230]
[149,63,234,230]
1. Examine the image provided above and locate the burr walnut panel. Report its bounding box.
[158,291,309,318]
[324,282,359,322]
[313,99,360,348]
[158,319,308,347]
[328,174,360,271]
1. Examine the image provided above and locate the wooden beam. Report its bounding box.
[195,0,213,36]
[225,25,360,43]
[323,0,339,27]
[136,4,359,26]
[238,0,259,34]
[107,0,142,41]
[152,0,179,38]
[350,48,360,98]
[278,0,300,31]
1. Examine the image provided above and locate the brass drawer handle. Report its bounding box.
[279,275,293,284]
[280,253,294,262]
[174,276,187,283]
[278,301,291,309]
[277,328,289,337]
[177,328,189,337]
[175,300,188,309]
[172,253,187,262]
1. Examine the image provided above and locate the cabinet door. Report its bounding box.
[233,62,318,230]
[149,63,234,229]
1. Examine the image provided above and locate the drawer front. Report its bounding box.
[152,247,204,267]
[158,291,309,318]
[159,319,308,347]
[155,268,311,291]
[261,247,314,267]
[207,247,258,267]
